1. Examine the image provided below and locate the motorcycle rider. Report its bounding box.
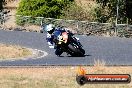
[44,24,79,56]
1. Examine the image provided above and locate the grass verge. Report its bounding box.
[0,44,32,60]
[0,66,131,88]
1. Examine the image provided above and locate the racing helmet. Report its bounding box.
[44,24,55,34]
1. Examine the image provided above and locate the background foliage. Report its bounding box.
[96,0,127,24]
[16,0,132,25]
[0,0,4,11]
[17,0,73,18]
[61,2,96,21]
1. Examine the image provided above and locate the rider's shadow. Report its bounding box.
[58,54,92,57]
[68,54,92,57]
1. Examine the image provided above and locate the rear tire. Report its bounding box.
[68,44,77,56]
[68,44,85,57]
[79,48,85,55]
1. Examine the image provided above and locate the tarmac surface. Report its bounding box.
[0,30,132,66]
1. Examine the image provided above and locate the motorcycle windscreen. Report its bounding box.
[62,32,68,43]
[54,30,63,44]
[54,30,61,37]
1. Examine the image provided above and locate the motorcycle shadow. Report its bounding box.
[59,54,91,57]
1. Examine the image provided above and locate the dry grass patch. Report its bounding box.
[0,66,131,88]
[75,0,97,10]
[22,25,41,32]
[0,44,32,59]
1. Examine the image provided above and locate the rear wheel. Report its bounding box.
[77,48,85,57]
[79,48,85,55]
[67,44,77,56]
[68,44,85,57]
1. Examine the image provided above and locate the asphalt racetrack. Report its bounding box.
[0,30,132,66]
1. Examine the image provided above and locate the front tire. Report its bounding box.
[55,48,63,56]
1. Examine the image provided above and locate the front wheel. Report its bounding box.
[55,48,63,56]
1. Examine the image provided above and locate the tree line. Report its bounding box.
[0,0,4,11]
[0,0,132,24]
